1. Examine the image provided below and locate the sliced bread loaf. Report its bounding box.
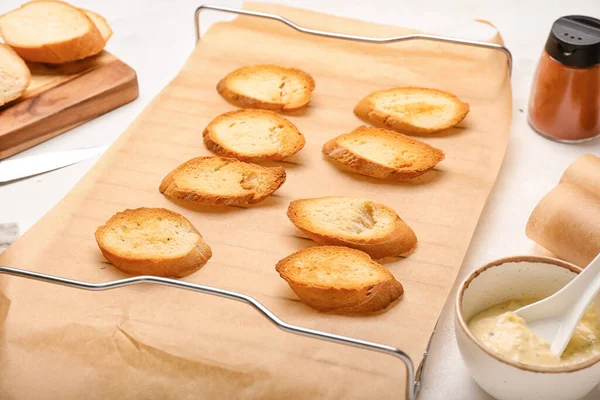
[322,126,445,180]
[203,109,305,161]
[159,156,286,206]
[83,9,112,43]
[276,246,403,313]
[95,207,212,277]
[0,43,30,107]
[354,87,469,135]
[217,64,315,112]
[287,197,417,259]
[0,1,105,64]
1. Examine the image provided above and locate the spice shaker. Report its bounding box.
[528,16,600,142]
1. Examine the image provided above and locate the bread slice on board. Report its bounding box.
[203,109,305,161]
[0,1,105,64]
[0,43,30,107]
[276,246,403,313]
[159,157,286,206]
[95,207,212,277]
[217,64,315,112]
[287,197,417,259]
[322,126,445,180]
[354,87,469,135]
[83,9,113,43]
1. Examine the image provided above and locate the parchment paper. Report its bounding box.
[527,154,600,267]
[0,3,511,399]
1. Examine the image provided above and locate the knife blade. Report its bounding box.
[0,146,108,183]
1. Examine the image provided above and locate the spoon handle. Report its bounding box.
[551,253,600,354]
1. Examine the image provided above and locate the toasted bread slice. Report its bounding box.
[0,43,30,107]
[354,87,469,135]
[159,156,286,206]
[203,109,305,161]
[322,126,445,180]
[0,1,105,64]
[217,64,315,112]
[287,197,417,259]
[95,207,212,277]
[276,246,403,313]
[83,9,112,43]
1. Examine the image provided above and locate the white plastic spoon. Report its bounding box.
[515,253,600,356]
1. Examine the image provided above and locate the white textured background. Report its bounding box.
[1,1,599,398]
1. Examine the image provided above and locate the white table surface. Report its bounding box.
[1,0,599,398]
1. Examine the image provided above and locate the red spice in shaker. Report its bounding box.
[529,16,600,142]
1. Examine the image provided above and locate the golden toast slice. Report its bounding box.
[287,197,417,259]
[354,87,469,135]
[83,9,112,43]
[276,246,403,313]
[0,1,105,64]
[159,156,286,206]
[322,126,445,180]
[0,43,30,107]
[203,109,305,161]
[217,64,315,112]
[95,207,212,277]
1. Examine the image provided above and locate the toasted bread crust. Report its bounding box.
[203,109,305,161]
[354,87,470,136]
[95,208,212,277]
[0,43,31,106]
[276,246,404,313]
[159,157,286,206]
[217,64,315,112]
[0,1,105,64]
[287,197,417,259]
[83,9,113,43]
[322,126,445,180]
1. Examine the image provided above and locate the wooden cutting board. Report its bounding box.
[0,51,138,159]
[0,3,511,399]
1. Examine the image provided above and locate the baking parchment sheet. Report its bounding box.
[0,3,511,398]
[527,154,600,267]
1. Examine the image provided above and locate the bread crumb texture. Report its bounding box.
[159,157,286,206]
[98,208,198,257]
[203,109,305,160]
[287,197,418,258]
[279,247,390,288]
[95,207,212,277]
[0,43,30,106]
[276,246,404,313]
[322,126,445,180]
[217,64,315,111]
[354,87,469,135]
[0,1,105,63]
[289,197,395,239]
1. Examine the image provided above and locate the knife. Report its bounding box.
[0,146,108,183]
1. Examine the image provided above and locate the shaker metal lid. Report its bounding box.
[545,15,600,67]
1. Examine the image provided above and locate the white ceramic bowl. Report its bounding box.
[455,256,600,400]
